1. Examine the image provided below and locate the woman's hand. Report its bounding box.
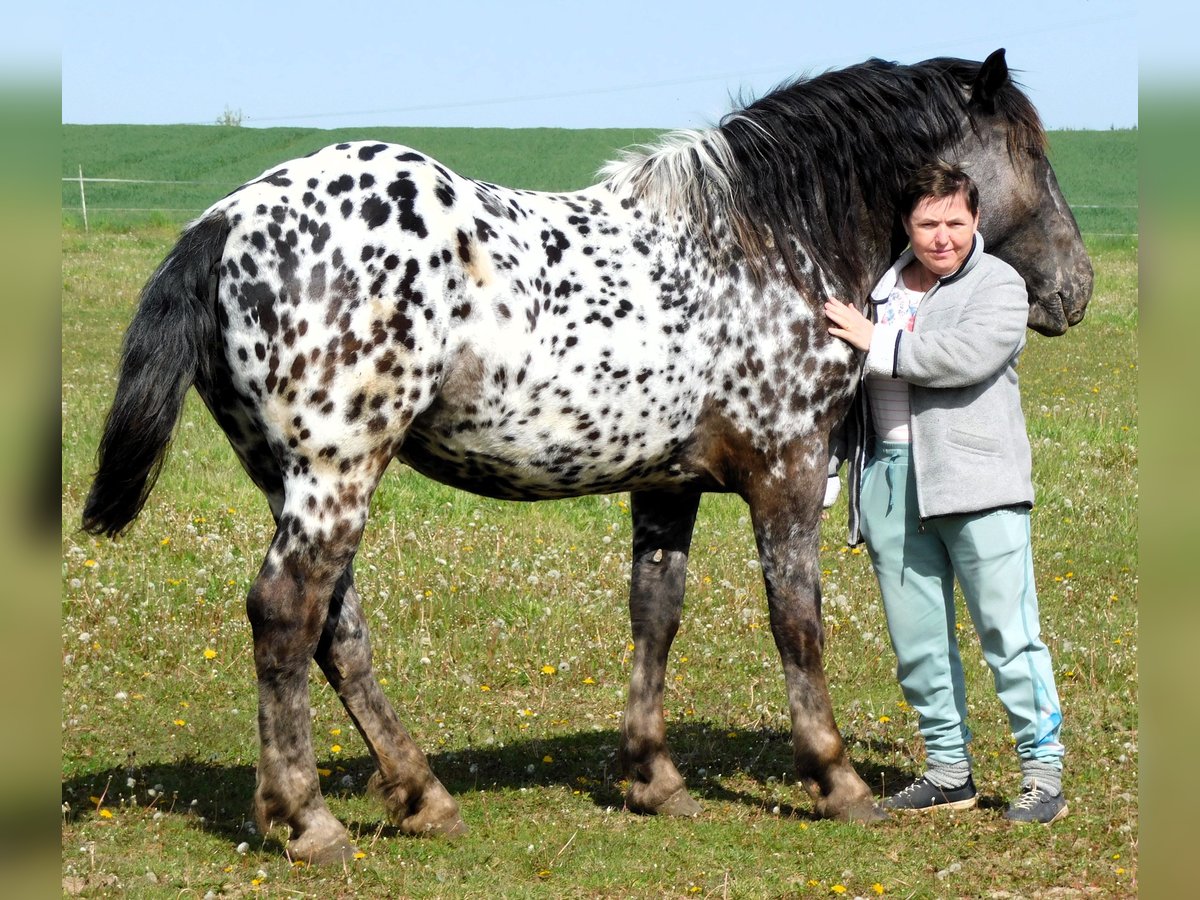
[824,299,873,351]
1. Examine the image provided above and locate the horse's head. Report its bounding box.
[953,49,1093,336]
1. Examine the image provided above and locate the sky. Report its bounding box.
[50,1,1143,132]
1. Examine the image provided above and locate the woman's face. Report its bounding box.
[903,191,980,277]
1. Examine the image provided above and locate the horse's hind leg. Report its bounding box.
[745,459,883,823]
[315,568,465,836]
[620,489,703,817]
[246,466,385,863]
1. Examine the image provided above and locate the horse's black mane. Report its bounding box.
[605,56,1045,295]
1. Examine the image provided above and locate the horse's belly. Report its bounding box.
[397,393,702,499]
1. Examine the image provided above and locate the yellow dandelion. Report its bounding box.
[331,744,342,754]
[537,869,552,879]
[204,648,217,660]
[317,768,331,777]
[330,728,341,736]
[1116,867,1125,875]
[480,684,491,691]
[84,559,97,568]
[582,677,596,685]
[878,715,891,723]
[808,879,820,887]
[354,851,366,860]
[543,754,554,764]
[226,507,237,514]
[160,538,170,546]
[379,678,388,685]
[832,886,847,895]
[541,665,556,675]
[98,808,113,819]
[873,884,885,895]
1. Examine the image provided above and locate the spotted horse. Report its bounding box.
[83,50,1091,862]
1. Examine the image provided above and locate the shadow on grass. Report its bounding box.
[61,722,916,843]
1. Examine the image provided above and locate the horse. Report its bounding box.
[81,49,1092,862]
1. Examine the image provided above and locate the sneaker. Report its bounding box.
[883,775,977,812]
[1003,780,1069,824]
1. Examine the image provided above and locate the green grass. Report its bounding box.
[60,125,663,229]
[1045,129,1138,238]
[62,124,1138,240]
[61,220,1137,896]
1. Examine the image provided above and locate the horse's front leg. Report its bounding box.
[620,489,703,817]
[315,567,465,836]
[745,458,884,823]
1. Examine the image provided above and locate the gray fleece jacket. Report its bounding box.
[833,234,1034,545]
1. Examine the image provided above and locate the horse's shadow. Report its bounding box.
[61,724,920,843]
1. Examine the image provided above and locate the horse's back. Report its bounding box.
[202,141,726,501]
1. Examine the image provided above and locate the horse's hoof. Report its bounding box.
[658,787,703,818]
[843,799,889,824]
[288,836,360,866]
[397,798,468,837]
[404,814,468,837]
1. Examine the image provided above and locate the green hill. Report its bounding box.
[62,124,1136,238]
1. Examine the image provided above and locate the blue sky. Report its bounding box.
[55,1,1140,131]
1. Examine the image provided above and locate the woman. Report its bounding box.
[824,161,1066,824]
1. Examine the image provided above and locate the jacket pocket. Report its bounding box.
[946,427,1002,457]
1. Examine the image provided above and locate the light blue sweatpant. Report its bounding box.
[860,440,1064,769]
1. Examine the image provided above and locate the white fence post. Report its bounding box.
[78,166,89,233]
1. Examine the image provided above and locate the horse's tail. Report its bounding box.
[81,213,232,538]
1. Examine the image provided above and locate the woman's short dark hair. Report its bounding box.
[900,160,979,219]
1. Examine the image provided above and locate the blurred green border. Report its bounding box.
[0,73,61,892]
[1139,82,1194,898]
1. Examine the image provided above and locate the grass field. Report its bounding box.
[61,124,1138,240]
[61,127,1137,898]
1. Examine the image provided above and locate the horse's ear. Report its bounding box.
[971,48,1008,112]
